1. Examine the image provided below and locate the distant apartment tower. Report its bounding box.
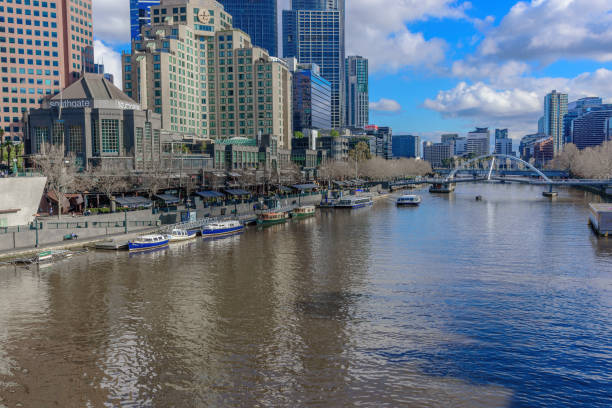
[466,128,491,157]
[130,0,161,41]
[0,0,94,140]
[123,0,293,147]
[392,135,420,158]
[563,97,603,144]
[284,59,332,131]
[544,90,568,155]
[441,133,466,156]
[494,128,514,156]
[423,141,451,167]
[345,56,368,128]
[283,0,345,128]
[217,0,278,56]
[571,105,612,150]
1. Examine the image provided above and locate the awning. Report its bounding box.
[155,194,180,204]
[333,181,346,186]
[115,196,153,208]
[225,188,250,196]
[212,172,226,178]
[293,183,319,190]
[276,186,293,193]
[196,191,225,199]
[227,172,242,177]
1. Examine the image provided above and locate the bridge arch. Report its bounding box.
[447,154,552,183]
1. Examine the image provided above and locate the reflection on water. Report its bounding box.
[0,184,611,407]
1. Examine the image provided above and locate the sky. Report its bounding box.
[92,0,612,144]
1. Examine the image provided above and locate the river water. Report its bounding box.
[0,184,611,407]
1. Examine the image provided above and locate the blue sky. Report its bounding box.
[93,0,612,143]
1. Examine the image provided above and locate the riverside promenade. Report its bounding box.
[0,192,326,260]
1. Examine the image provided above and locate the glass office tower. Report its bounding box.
[283,0,345,128]
[130,0,161,41]
[218,0,278,56]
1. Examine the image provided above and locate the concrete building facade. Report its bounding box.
[423,141,451,167]
[122,0,293,148]
[0,0,94,140]
[467,127,490,157]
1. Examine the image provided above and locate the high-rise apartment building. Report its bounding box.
[563,97,603,144]
[345,55,368,128]
[544,90,568,155]
[571,105,612,150]
[467,127,491,157]
[284,59,331,131]
[217,0,277,57]
[495,128,514,156]
[423,141,451,167]
[123,0,293,147]
[283,0,345,129]
[0,0,94,140]
[130,0,161,41]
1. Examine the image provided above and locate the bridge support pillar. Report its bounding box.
[543,184,558,198]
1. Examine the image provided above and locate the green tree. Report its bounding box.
[349,141,372,162]
[330,129,340,138]
[294,131,304,139]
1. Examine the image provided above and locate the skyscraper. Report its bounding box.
[283,0,345,128]
[0,0,94,140]
[217,0,277,56]
[544,90,568,155]
[345,56,369,128]
[130,0,161,41]
[495,129,514,156]
[563,97,603,144]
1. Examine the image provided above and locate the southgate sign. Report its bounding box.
[49,99,141,111]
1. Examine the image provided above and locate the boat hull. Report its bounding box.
[128,240,169,252]
[202,225,245,238]
[291,212,315,219]
[335,202,373,209]
[397,202,420,206]
[168,231,198,242]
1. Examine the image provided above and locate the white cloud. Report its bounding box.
[424,68,612,136]
[477,0,612,64]
[93,0,130,44]
[346,0,471,72]
[371,98,402,112]
[93,40,123,88]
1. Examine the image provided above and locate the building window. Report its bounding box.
[92,120,99,156]
[69,125,82,153]
[52,121,64,145]
[100,119,119,154]
[135,127,143,154]
[144,122,152,161]
[34,126,48,152]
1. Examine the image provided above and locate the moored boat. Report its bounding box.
[257,211,289,225]
[201,220,244,238]
[396,194,422,206]
[334,195,373,209]
[128,234,169,251]
[292,205,316,218]
[166,228,197,243]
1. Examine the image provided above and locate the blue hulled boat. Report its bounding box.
[128,234,170,251]
[201,220,244,238]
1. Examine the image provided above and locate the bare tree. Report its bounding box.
[89,161,130,211]
[31,144,79,218]
[142,160,169,200]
